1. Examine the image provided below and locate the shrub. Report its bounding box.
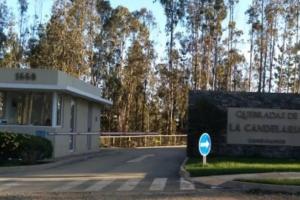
[0,132,53,164]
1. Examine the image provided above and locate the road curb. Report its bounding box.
[179,157,194,182]
[222,180,300,194]
[0,151,101,175]
[179,157,212,189]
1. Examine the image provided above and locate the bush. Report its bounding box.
[0,132,53,164]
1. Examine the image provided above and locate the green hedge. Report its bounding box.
[0,132,53,164]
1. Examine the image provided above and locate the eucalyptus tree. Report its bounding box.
[245,2,259,91]
[27,0,92,76]
[274,1,298,93]
[212,0,227,90]
[125,39,154,131]
[220,0,245,91]
[91,0,113,87]
[257,0,265,92]
[247,0,276,93]
[95,6,156,132]
[0,0,20,68]
[289,0,300,92]
[264,1,281,92]
[185,0,203,90]
[0,0,9,64]
[156,0,185,134]
[227,0,238,91]
[18,0,28,67]
[99,6,138,131]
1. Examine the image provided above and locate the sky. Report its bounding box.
[5,0,251,61]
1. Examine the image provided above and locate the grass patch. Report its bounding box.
[237,178,300,186]
[185,157,300,177]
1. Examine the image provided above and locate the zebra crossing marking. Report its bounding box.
[0,177,198,193]
[85,180,114,192]
[149,178,167,191]
[52,180,87,192]
[180,178,195,190]
[117,179,142,191]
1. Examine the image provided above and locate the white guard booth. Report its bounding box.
[0,68,112,158]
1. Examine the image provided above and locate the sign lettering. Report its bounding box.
[15,72,36,81]
[227,108,300,146]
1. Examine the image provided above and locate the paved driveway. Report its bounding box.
[0,147,299,200]
[0,148,199,195]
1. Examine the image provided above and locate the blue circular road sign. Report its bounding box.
[198,133,211,157]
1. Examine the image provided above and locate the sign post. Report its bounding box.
[198,133,211,166]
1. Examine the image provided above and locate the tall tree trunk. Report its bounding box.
[278,21,287,93]
[249,26,254,92]
[168,0,175,135]
[263,29,268,92]
[213,36,218,90]
[198,0,204,89]
[227,2,234,91]
[296,1,300,93]
[268,20,276,93]
[192,20,198,90]
[258,0,264,93]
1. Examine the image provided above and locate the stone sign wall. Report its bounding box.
[187,91,300,158]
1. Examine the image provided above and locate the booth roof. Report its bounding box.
[0,68,112,106]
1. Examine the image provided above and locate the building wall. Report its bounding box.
[92,104,101,132]
[76,98,88,133]
[52,133,99,158]
[58,94,100,133]
[52,94,101,158]
[59,94,71,133]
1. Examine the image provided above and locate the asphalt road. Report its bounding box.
[0,147,299,200]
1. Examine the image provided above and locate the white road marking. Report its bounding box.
[180,178,195,190]
[0,182,20,192]
[149,178,167,191]
[85,180,114,192]
[52,180,87,192]
[0,173,145,182]
[127,154,154,163]
[117,179,142,191]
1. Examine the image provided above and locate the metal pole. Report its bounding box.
[174,135,177,145]
[160,135,162,146]
[203,156,207,166]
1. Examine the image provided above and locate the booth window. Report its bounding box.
[0,92,5,119]
[57,95,63,126]
[9,92,51,126]
[30,93,52,126]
